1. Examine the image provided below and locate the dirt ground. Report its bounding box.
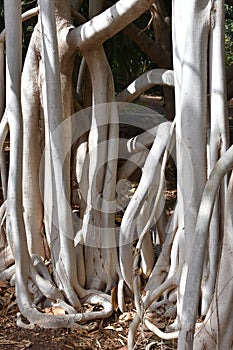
[0,231,178,349]
[0,96,175,350]
[0,281,178,350]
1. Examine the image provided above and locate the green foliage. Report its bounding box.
[0,0,158,94]
[76,0,156,93]
[104,31,154,93]
[21,1,38,61]
[104,12,156,93]
[0,1,37,60]
[225,5,233,67]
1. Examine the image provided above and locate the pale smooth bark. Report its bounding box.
[201,0,227,316]
[22,29,45,257]
[0,39,7,201]
[82,48,120,291]
[39,0,80,306]
[173,0,209,255]
[179,144,233,349]
[4,0,32,316]
[0,41,4,118]
[1,0,232,346]
[117,69,174,103]
[172,1,210,335]
[194,170,233,349]
[67,0,155,52]
[0,7,39,43]
[73,1,121,293]
[174,1,230,348]
[120,121,172,289]
[0,7,39,204]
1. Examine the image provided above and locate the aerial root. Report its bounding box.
[23,255,113,328]
[16,311,99,332]
[0,264,15,281]
[128,276,178,349]
[16,292,113,329]
[144,318,179,340]
[117,278,126,312]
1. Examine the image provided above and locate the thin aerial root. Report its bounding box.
[0,264,15,280]
[133,249,144,320]
[128,313,140,350]
[128,277,178,349]
[117,278,126,312]
[144,318,179,340]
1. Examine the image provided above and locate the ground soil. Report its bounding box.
[0,281,177,350]
[0,96,177,350]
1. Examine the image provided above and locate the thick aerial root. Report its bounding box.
[117,69,174,103]
[16,292,113,329]
[0,117,9,202]
[15,256,114,329]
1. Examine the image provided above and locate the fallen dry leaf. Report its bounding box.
[119,311,135,322]
[0,280,8,288]
[43,306,66,315]
[110,286,118,312]
[104,325,123,332]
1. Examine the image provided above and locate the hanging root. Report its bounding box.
[128,277,178,349]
